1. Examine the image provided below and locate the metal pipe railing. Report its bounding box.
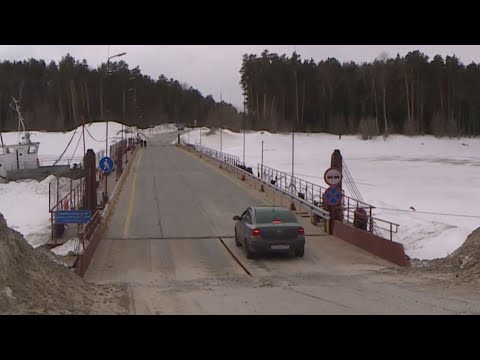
[184,142,331,221]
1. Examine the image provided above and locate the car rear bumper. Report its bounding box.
[249,237,305,253]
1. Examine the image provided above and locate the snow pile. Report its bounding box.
[0,212,128,314]
[184,129,480,260]
[0,175,81,248]
[51,238,83,256]
[0,178,51,247]
[146,123,178,135]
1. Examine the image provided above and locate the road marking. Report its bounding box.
[218,237,253,277]
[104,236,236,241]
[123,150,143,239]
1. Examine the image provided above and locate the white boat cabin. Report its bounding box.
[0,133,40,179]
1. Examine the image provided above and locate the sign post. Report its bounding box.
[99,156,114,203]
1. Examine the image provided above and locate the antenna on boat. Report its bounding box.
[9,97,29,145]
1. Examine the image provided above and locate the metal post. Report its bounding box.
[243,121,246,165]
[104,58,109,202]
[51,213,54,243]
[291,131,295,185]
[347,197,350,223]
[243,95,246,165]
[56,177,59,210]
[220,91,223,153]
[261,141,264,176]
[369,206,373,233]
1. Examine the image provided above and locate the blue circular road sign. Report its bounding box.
[99,156,114,174]
[324,186,343,206]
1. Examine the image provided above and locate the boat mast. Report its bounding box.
[9,97,27,144]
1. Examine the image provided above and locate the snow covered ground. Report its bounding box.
[184,128,480,260]
[0,122,175,248]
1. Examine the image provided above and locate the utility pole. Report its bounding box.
[103,47,126,202]
[291,45,298,193]
[220,91,223,153]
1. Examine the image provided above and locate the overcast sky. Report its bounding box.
[1,45,479,109]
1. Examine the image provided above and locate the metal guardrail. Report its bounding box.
[184,140,399,241]
[341,205,400,241]
[258,164,373,209]
[258,164,400,241]
[49,177,85,213]
[181,141,331,221]
[191,144,241,167]
[40,156,84,168]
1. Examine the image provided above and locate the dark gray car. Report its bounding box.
[233,206,305,259]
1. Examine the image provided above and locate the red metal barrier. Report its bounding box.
[333,220,409,266]
[76,209,103,277]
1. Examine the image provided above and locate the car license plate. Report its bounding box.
[271,245,290,250]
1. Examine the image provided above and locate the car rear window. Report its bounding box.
[255,208,298,224]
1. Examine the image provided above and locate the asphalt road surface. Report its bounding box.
[85,132,480,314]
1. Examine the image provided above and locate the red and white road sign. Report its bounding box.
[324,167,342,186]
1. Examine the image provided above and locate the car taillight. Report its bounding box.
[298,227,304,234]
[252,229,261,236]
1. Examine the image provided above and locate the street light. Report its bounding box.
[291,45,298,194]
[104,50,126,203]
[105,51,127,157]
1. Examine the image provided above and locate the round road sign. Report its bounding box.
[324,186,343,206]
[324,167,342,186]
[99,156,114,174]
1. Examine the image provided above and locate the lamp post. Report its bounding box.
[291,45,298,194]
[104,50,126,203]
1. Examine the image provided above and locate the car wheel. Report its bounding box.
[295,247,305,257]
[245,239,256,259]
[235,229,242,247]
